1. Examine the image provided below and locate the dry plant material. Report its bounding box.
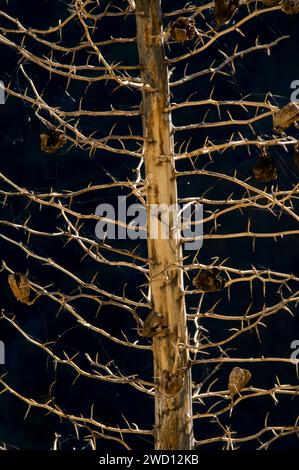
[294,142,299,170]
[169,17,196,42]
[282,0,299,13]
[228,367,251,396]
[273,102,299,132]
[261,0,281,4]
[40,128,67,154]
[193,268,225,292]
[253,152,277,182]
[8,273,30,305]
[161,369,185,397]
[215,0,240,26]
[140,311,168,338]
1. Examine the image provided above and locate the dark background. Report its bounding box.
[0,0,298,450]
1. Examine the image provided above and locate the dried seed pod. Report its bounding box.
[253,152,277,183]
[8,273,30,305]
[294,142,299,171]
[161,369,185,397]
[140,311,168,338]
[192,268,225,292]
[169,17,196,42]
[282,0,299,13]
[228,367,251,396]
[215,0,240,26]
[273,102,299,132]
[40,128,67,154]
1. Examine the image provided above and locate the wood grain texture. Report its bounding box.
[135,0,194,450]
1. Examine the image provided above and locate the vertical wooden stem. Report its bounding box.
[135,0,194,450]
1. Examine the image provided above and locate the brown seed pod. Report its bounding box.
[192,268,225,292]
[228,367,251,396]
[140,311,168,338]
[169,17,196,42]
[253,152,277,183]
[273,102,299,132]
[160,369,185,397]
[8,273,30,305]
[294,142,299,171]
[40,128,67,154]
[282,0,299,13]
[215,0,240,26]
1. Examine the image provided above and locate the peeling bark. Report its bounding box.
[135,0,194,450]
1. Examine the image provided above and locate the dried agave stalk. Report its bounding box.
[8,273,30,305]
[1,0,299,452]
[228,367,251,396]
